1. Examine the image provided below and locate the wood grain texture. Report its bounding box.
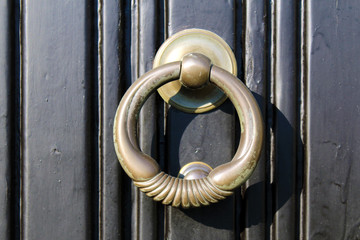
[305,1,360,239]
[242,1,267,239]
[271,0,299,239]
[166,0,237,239]
[21,1,98,239]
[100,0,122,239]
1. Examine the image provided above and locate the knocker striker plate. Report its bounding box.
[153,29,237,113]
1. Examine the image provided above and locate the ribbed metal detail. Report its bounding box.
[134,172,233,208]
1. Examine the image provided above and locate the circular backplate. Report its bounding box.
[154,29,237,113]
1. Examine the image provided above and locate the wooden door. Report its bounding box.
[1,0,360,239]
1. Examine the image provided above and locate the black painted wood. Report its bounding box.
[121,1,133,239]
[136,1,160,239]
[165,1,237,239]
[100,0,122,239]
[21,1,98,239]
[0,1,16,239]
[271,0,299,239]
[305,1,360,239]
[0,0,359,239]
[242,1,267,239]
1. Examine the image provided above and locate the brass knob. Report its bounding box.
[113,54,263,208]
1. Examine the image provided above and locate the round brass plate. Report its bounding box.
[154,29,237,113]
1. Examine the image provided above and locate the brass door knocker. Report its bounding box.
[113,29,264,208]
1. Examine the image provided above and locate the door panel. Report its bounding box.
[21,1,98,239]
[305,1,360,239]
[1,0,360,239]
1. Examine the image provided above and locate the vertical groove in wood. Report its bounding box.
[129,1,140,239]
[268,1,276,239]
[131,1,140,239]
[131,1,139,239]
[272,0,298,239]
[13,1,21,239]
[87,2,100,238]
[19,0,24,239]
[21,1,99,239]
[242,1,267,239]
[100,0,123,239]
[264,2,273,239]
[0,1,18,239]
[137,0,159,239]
[123,0,160,239]
[300,0,308,239]
[296,1,305,239]
[303,0,310,235]
[98,0,103,239]
[120,0,133,239]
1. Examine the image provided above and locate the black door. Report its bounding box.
[1,0,360,239]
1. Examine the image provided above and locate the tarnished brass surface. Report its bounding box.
[178,161,213,180]
[179,53,212,89]
[208,65,264,190]
[133,172,232,208]
[113,54,263,207]
[113,62,181,180]
[153,29,237,113]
